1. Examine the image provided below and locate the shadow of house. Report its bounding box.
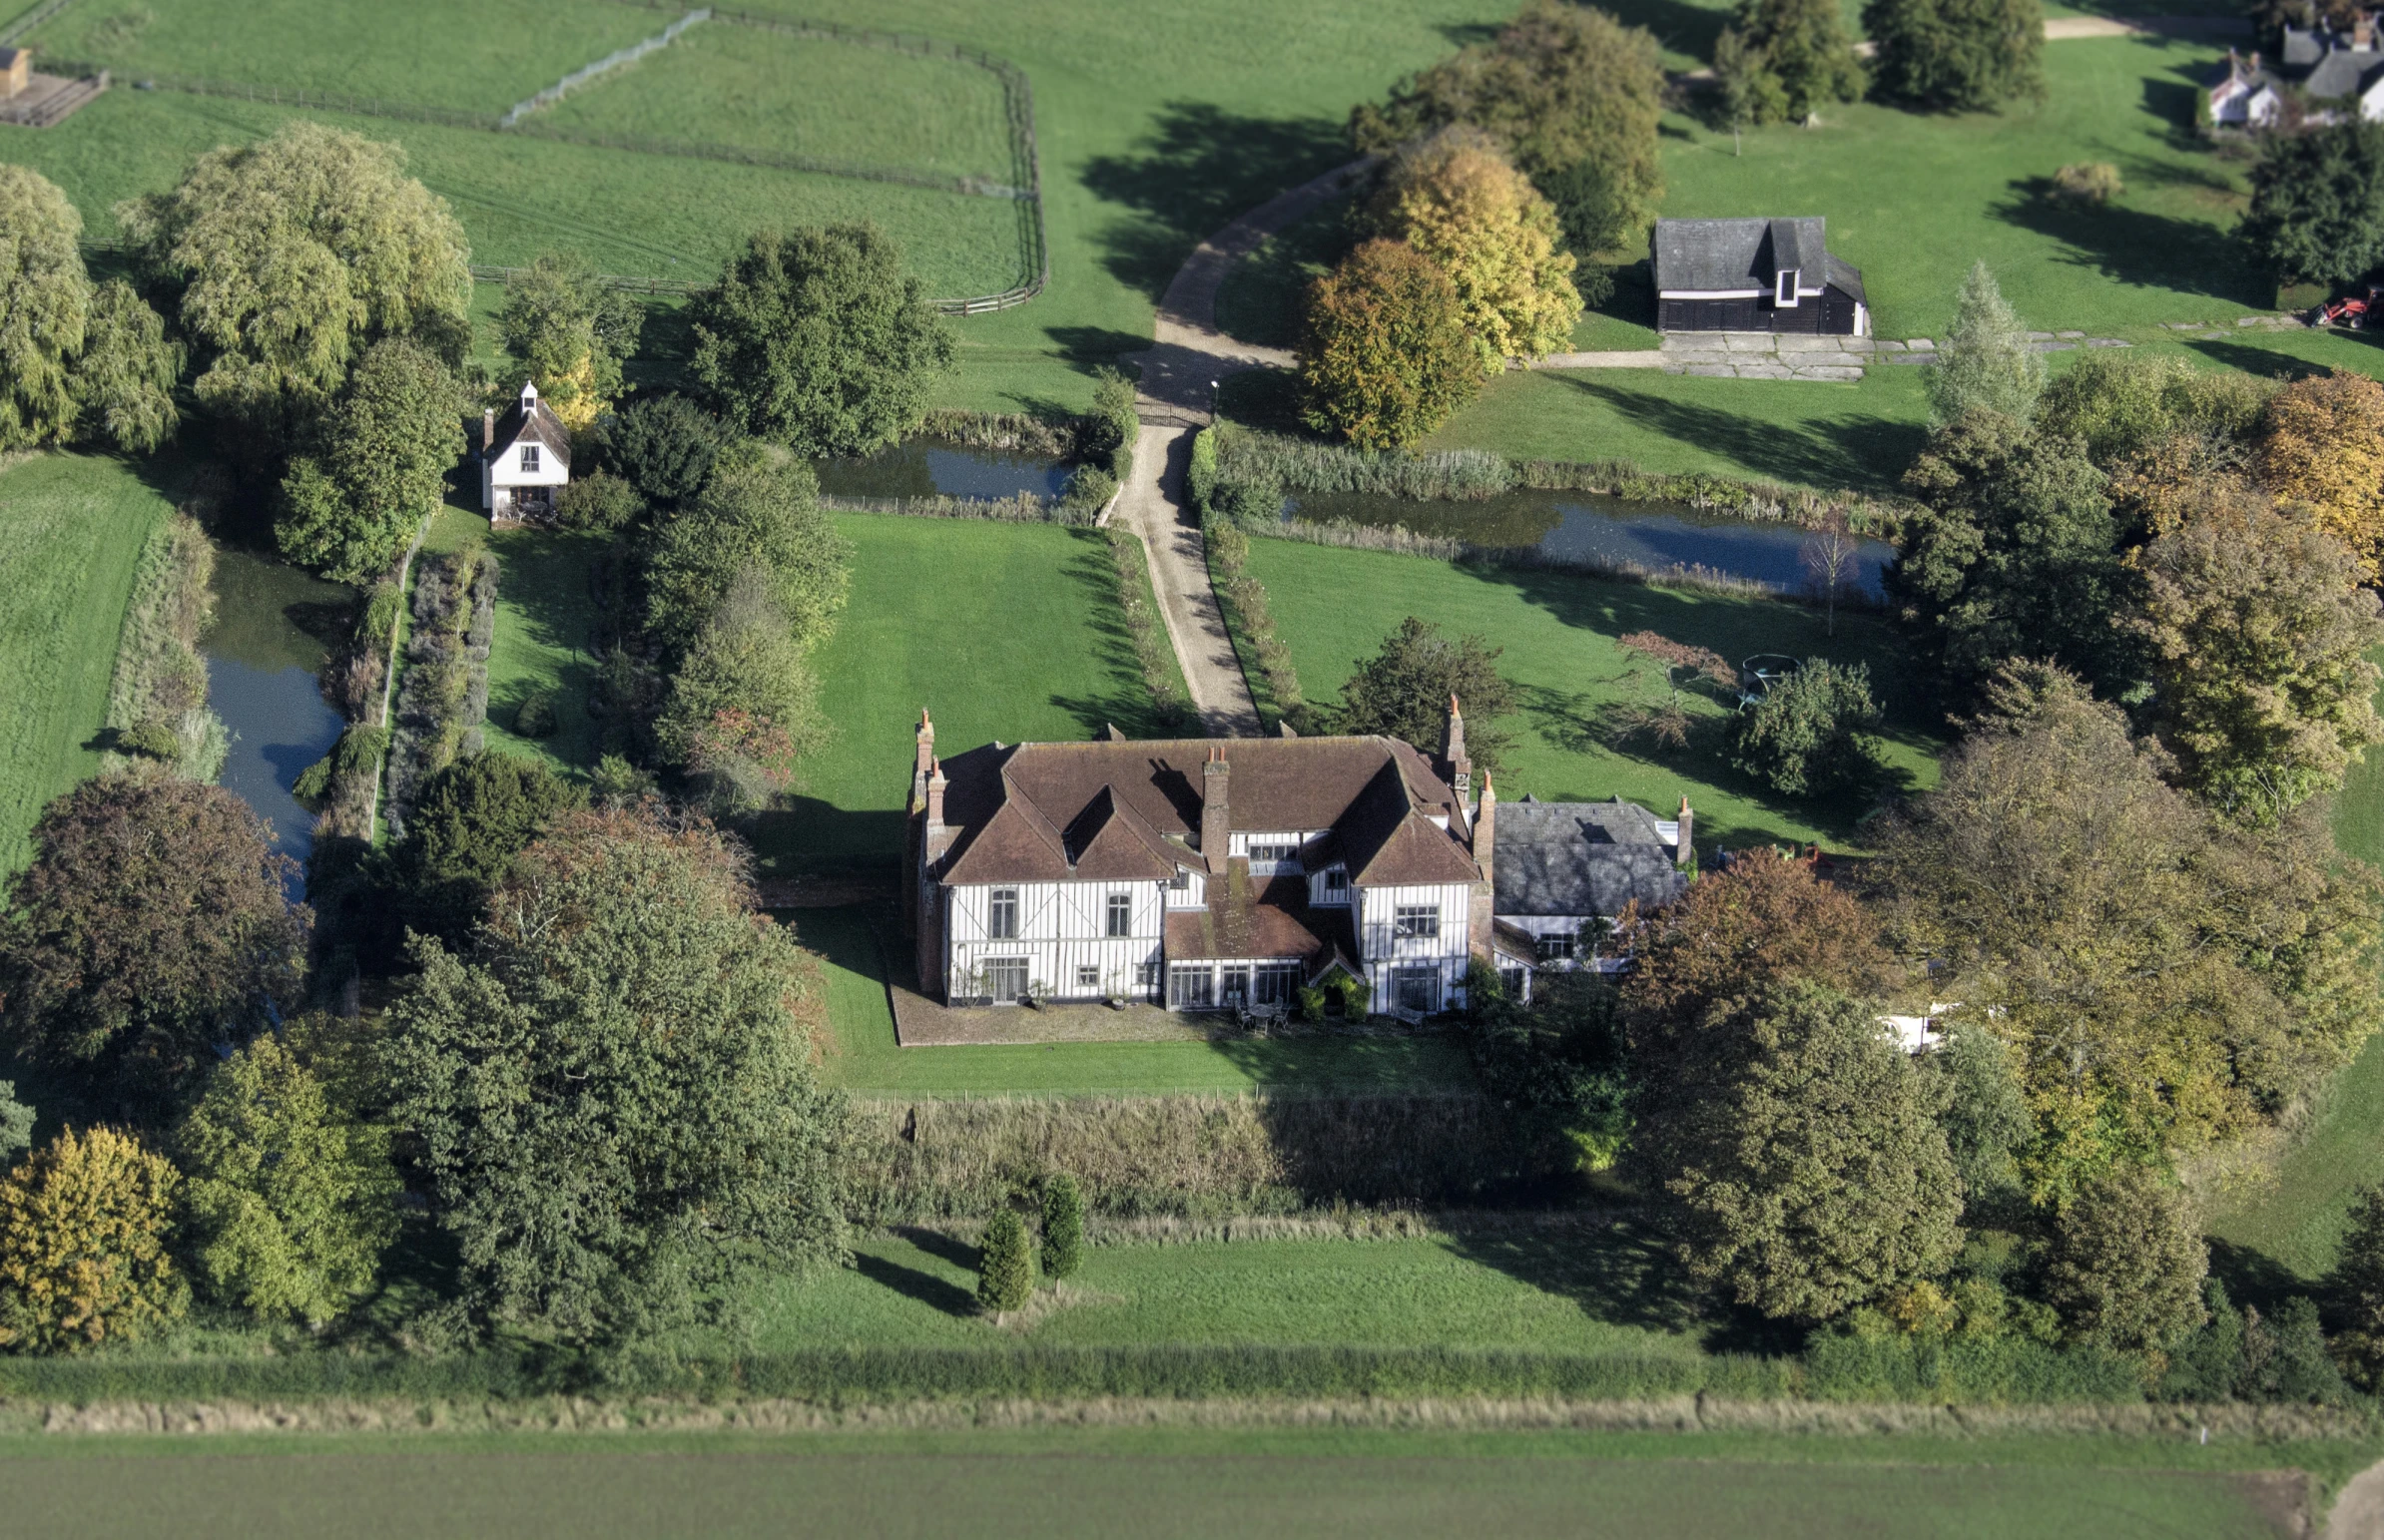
[1994,181,2268,309]
[1080,103,1351,301]
[2187,337,2338,378]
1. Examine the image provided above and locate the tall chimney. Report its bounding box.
[482,407,495,452]
[925,759,947,831]
[1675,796,1694,868]
[1200,746,1231,864]
[1470,771,1496,957]
[1441,695,1472,803]
[913,709,935,780]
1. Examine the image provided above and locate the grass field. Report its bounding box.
[0,1429,2326,1540]
[1238,537,1942,852]
[762,514,1189,871]
[790,905,1475,1095]
[0,453,175,875]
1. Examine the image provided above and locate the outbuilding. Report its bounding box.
[1651,217,1868,336]
[480,380,570,523]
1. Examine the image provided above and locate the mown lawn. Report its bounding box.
[0,1429,2324,1540]
[761,513,1188,873]
[1240,538,1943,853]
[788,905,1474,1095]
[0,453,174,875]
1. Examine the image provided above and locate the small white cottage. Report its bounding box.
[481,381,570,523]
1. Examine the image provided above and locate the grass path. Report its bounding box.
[0,454,174,874]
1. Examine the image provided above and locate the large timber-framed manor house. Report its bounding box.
[900,705,1691,1017]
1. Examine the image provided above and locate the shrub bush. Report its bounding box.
[976,1208,1035,1311]
[514,692,559,739]
[1040,1175,1085,1280]
[555,469,644,531]
[1728,658,1881,797]
[1061,465,1117,513]
[2052,162,2122,206]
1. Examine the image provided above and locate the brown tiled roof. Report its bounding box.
[486,389,572,471]
[1063,785,1177,880]
[932,736,1477,886]
[1164,866,1339,963]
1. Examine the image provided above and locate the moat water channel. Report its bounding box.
[815,438,1071,502]
[198,548,350,874]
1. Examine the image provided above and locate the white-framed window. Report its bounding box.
[986,888,1019,940]
[1322,868,1349,894]
[1536,932,1575,962]
[1168,870,1191,890]
[1138,959,1162,992]
[1168,964,1214,1010]
[519,444,541,473]
[1106,892,1132,937]
[1255,963,1299,1005]
[1498,965,1527,999]
[985,957,1028,1002]
[1248,841,1297,863]
[1393,966,1440,1014]
[1076,965,1100,989]
[1774,268,1799,307]
[1394,904,1440,939]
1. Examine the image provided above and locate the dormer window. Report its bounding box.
[1775,268,1800,307]
[1323,868,1348,894]
[519,444,541,474]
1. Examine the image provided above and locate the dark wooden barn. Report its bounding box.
[1650,217,1868,336]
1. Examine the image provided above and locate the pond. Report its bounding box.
[1284,489,1898,599]
[200,548,351,872]
[815,438,1070,502]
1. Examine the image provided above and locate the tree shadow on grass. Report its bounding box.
[1441,1217,1710,1336]
[1050,530,1197,739]
[1547,377,1928,496]
[2207,1235,2317,1319]
[2186,337,2340,380]
[856,1246,979,1319]
[1080,103,1351,301]
[1992,180,2268,309]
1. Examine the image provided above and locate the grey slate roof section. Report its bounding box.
[2304,47,2384,99]
[1651,217,1862,303]
[1493,798,1686,919]
[2285,25,2325,66]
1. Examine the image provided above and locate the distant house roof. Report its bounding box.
[1493,797,1686,918]
[2275,21,2384,101]
[487,383,571,473]
[1650,217,1866,305]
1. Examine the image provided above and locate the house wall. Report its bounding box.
[488,441,570,492]
[1358,882,1474,1013]
[945,879,1167,1001]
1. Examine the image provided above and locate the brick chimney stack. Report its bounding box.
[1676,795,1695,868]
[1441,695,1473,804]
[1200,745,1231,863]
[1470,771,1496,956]
[925,759,947,833]
[482,406,495,452]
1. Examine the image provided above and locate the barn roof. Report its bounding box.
[1651,217,1865,305]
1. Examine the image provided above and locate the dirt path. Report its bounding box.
[1115,156,1376,737]
[2328,1456,2384,1539]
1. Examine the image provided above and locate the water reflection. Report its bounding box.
[1285,489,1895,598]
[200,550,351,871]
[816,438,1070,502]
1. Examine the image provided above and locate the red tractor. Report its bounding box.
[2318,285,2384,327]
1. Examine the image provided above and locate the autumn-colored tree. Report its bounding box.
[1617,632,1734,704]
[1617,845,1894,1070]
[1870,662,2384,1199]
[2254,370,2384,579]
[2040,1166,2207,1352]
[1298,239,1481,450]
[0,1127,187,1352]
[1351,1,1665,244]
[1374,131,1581,371]
[498,251,646,433]
[1652,982,1962,1322]
[0,774,309,1120]
[2127,502,2383,821]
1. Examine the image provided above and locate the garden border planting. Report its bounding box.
[98,511,227,783]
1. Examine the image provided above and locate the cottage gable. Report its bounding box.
[480,381,573,521]
[1651,217,1867,336]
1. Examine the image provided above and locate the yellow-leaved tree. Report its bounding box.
[0,1127,187,1351]
[2255,369,2384,579]
[1377,131,1582,373]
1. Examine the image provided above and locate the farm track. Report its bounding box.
[1119,156,1376,736]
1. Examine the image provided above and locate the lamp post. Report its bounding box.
[1209,378,1221,421]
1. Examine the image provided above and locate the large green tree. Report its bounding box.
[0,164,89,449]
[1862,0,2046,111]
[688,224,953,457]
[1298,238,1482,449]
[1713,0,1867,125]
[2040,1167,2207,1352]
[121,121,470,438]
[2127,502,2383,822]
[387,807,847,1342]
[1870,662,2384,1199]
[1927,262,2044,425]
[1894,408,2133,696]
[74,279,181,454]
[599,392,727,512]
[276,338,466,582]
[2242,120,2384,286]
[1352,1,1665,244]
[1727,657,1881,797]
[0,775,308,1120]
[1337,616,1517,771]
[642,454,850,652]
[497,251,645,433]
[176,1034,399,1326]
[378,752,586,951]
[656,571,825,776]
[1650,981,1963,1323]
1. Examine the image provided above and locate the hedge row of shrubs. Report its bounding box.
[100,512,227,782]
[819,491,1099,525]
[1103,527,1195,731]
[915,408,1077,459]
[1205,519,1314,733]
[382,549,498,838]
